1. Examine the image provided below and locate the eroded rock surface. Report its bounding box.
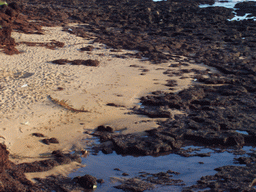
[0,143,84,191]
[0,144,43,191]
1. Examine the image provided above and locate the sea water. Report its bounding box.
[154,0,256,21]
[69,145,253,191]
[199,0,249,9]
[199,0,256,21]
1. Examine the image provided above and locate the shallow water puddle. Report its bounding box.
[69,144,253,191]
[235,130,249,135]
[199,0,246,9]
[199,0,256,21]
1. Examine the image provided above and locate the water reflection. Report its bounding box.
[69,146,253,191]
[199,0,247,9]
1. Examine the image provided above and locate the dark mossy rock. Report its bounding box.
[74,174,97,189]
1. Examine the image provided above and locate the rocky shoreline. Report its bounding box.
[0,0,256,191]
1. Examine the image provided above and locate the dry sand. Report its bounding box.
[0,24,217,178]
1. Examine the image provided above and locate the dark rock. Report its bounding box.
[83,59,100,66]
[122,173,129,176]
[57,87,64,91]
[235,1,256,17]
[42,137,59,145]
[114,178,155,192]
[102,147,113,154]
[17,150,81,172]
[165,79,178,87]
[97,179,104,184]
[96,125,114,133]
[137,106,172,118]
[0,144,44,191]
[146,171,184,185]
[80,45,94,51]
[185,165,256,191]
[0,144,10,173]
[52,150,65,157]
[70,59,84,65]
[48,137,59,144]
[51,59,69,65]
[42,138,50,145]
[106,103,125,107]
[32,133,45,137]
[74,174,97,189]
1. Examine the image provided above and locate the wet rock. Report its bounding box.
[184,130,245,146]
[110,134,178,156]
[74,174,97,189]
[96,125,114,133]
[185,165,256,191]
[0,144,10,172]
[0,144,44,191]
[235,157,256,165]
[80,45,94,51]
[235,1,256,17]
[102,147,113,154]
[114,178,155,192]
[17,150,81,172]
[146,171,184,186]
[137,106,172,118]
[32,133,45,137]
[138,84,255,148]
[116,170,183,191]
[42,137,59,145]
[35,175,86,192]
[97,179,104,184]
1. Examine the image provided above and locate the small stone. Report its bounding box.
[102,147,113,154]
[42,138,59,145]
[122,173,129,176]
[42,139,50,145]
[74,174,97,189]
[97,179,104,184]
[57,87,64,91]
[80,46,94,51]
[96,125,114,133]
[32,133,45,137]
[49,138,59,144]
[84,59,100,66]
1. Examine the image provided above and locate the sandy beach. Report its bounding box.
[0,0,256,191]
[0,24,214,176]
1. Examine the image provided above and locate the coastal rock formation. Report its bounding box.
[0,144,42,191]
[0,144,83,191]
[0,0,256,191]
